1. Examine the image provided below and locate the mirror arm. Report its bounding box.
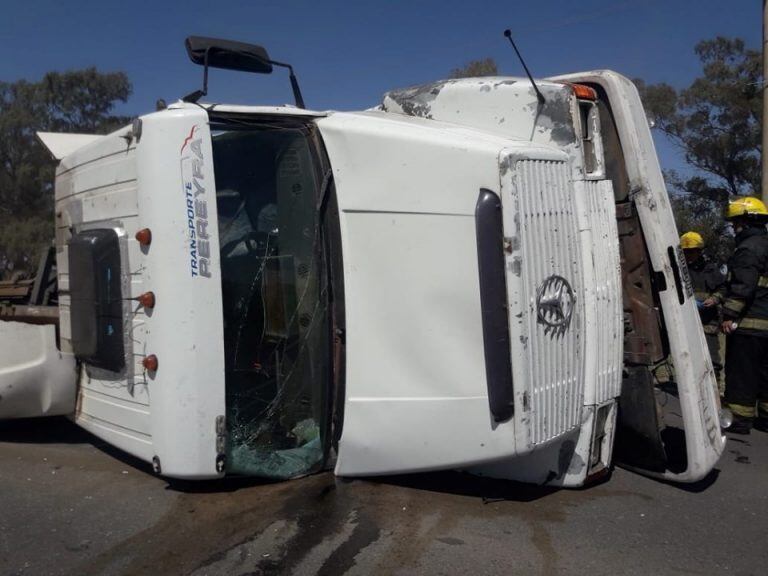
[182,46,306,109]
[182,47,212,103]
[202,47,211,97]
[267,59,306,109]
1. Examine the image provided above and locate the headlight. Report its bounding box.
[719,407,734,430]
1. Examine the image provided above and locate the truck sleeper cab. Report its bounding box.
[1,69,724,485]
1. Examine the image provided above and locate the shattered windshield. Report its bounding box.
[212,119,329,479]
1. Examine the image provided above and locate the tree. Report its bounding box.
[449,58,499,79]
[0,68,131,276]
[667,172,734,263]
[637,37,761,200]
[636,37,761,262]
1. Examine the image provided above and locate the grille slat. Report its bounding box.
[584,180,623,403]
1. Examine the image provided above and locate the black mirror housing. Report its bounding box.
[185,36,273,75]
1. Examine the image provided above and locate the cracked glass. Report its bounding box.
[212,121,329,478]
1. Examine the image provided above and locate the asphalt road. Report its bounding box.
[1,417,766,576]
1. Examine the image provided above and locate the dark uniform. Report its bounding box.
[721,224,768,427]
[688,256,726,382]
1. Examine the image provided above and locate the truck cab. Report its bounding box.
[0,39,725,485]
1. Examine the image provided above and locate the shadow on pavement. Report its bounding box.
[0,416,91,444]
[7,417,712,501]
[167,475,282,494]
[654,467,721,493]
[365,470,560,503]
[0,417,578,500]
[0,415,158,478]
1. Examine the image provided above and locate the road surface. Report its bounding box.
[0,417,766,576]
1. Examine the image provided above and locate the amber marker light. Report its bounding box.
[572,83,598,101]
[135,228,152,246]
[137,291,156,309]
[142,354,159,372]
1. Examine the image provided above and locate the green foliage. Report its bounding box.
[636,36,761,262]
[0,68,131,277]
[636,37,761,198]
[0,215,52,277]
[449,58,499,78]
[667,171,733,264]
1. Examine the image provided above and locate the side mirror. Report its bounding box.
[182,36,305,109]
[185,36,273,75]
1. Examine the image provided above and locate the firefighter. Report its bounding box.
[720,196,768,434]
[680,231,725,389]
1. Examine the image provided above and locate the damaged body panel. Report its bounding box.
[380,77,624,486]
[2,56,722,486]
[378,71,720,484]
[317,111,558,475]
[381,78,582,178]
[553,71,725,482]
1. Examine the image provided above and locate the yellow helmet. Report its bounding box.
[680,231,704,250]
[726,196,768,220]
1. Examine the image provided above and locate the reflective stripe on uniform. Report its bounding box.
[758,275,768,288]
[758,401,768,417]
[724,299,746,314]
[729,403,757,418]
[736,317,768,331]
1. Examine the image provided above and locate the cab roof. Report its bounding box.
[167,101,327,118]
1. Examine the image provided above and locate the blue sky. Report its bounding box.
[0,0,761,174]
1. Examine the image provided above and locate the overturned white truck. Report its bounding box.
[0,37,725,486]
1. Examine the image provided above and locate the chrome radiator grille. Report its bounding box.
[513,159,585,445]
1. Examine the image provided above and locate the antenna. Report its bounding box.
[503,29,545,105]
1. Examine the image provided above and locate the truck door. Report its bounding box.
[553,71,725,482]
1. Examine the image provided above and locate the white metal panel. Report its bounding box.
[75,410,153,462]
[503,158,585,447]
[134,108,226,479]
[169,102,326,118]
[341,212,483,399]
[470,427,582,485]
[73,185,139,223]
[56,146,137,202]
[582,180,623,404]
[67,225,150,458]
[52,109,227,478]
[0,321,76,419]
[380,78,585,180]
[554,70,725,482]
[55,125,134,181]
[77,388,151,433]
[318,112,528,475]
[54,132,151,458]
